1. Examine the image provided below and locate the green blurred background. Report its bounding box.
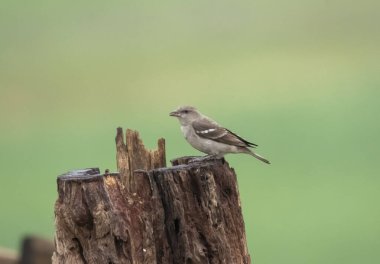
[1,0,379,263]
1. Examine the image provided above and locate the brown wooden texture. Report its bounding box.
[116,127,166,193]
[151,157,251,264]
[53,128,250,264]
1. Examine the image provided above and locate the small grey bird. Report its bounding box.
[169,106,270,164]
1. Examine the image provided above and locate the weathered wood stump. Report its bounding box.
[52,128,251,264]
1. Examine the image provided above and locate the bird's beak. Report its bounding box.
[169,111,180,117]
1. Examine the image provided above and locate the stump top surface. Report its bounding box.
[150,156,227,173]
[58,167,119,182]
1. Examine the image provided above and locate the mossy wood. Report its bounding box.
[52,128,251,264]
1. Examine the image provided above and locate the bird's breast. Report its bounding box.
[180,125,191,139]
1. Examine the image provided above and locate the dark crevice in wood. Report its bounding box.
[114,236,124,259]
[174,218,180,234]
[198,231,213,263]
[72,238,85,262]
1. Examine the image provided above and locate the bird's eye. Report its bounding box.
[183,110,189,114]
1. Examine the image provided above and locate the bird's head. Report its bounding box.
[169,106,201,125]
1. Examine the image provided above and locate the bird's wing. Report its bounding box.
[192,118,257,148]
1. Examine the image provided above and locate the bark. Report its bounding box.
[52,128,250,264]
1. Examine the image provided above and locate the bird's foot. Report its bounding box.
[188,154,223,163]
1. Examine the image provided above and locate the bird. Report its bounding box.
[169,106,270,164]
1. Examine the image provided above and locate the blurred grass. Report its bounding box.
[1,0,380,263]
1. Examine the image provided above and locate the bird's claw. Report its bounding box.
[188,155,222,163]
[188,157,204,163]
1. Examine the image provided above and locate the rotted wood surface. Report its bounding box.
[52,128,250,264]
[116,128,166,193]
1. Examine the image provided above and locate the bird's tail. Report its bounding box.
[242,148,270,164]
[250,152,270,164]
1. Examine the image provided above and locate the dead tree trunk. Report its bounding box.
[52,128,251,264]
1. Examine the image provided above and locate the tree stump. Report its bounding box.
[52,128,251,264]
